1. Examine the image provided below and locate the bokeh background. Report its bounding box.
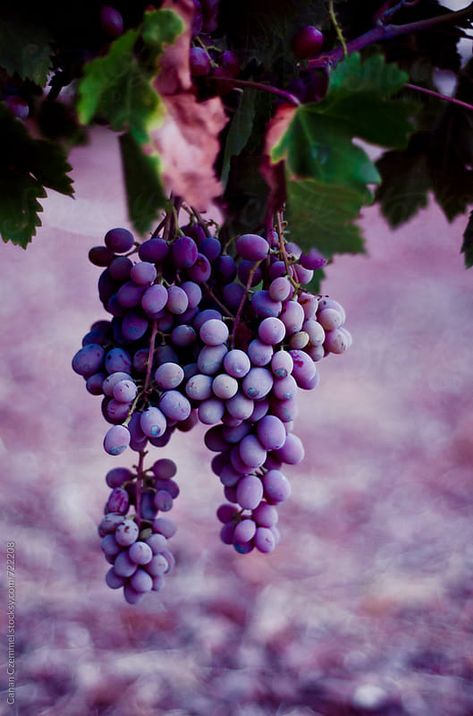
[0,127,473,716]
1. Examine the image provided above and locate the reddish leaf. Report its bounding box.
[147,0,228,209]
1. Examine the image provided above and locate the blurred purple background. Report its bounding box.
[1,128,473,715]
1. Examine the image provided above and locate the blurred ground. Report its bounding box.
[0,128,472,716]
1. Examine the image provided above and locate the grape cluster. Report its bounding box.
[72,218,351,602]
[98,459,178,605]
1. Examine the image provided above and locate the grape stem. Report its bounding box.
[309,1,473,68]
[276,211,298,290]
[135,449,147,529]
[404,82,473,113]
[144,320,159,395]
[202,282,234,318]
[328,0,348,57]
[231,260,262,348]
[209,76,301,106]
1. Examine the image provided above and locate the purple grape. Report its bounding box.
[138,237,169,263]
[215,255,236,282]
[124,584,144,604]
[271,397,299,423]
[220,464,241,487]
[258,317,286,345]
[250,398,269,422]
[300,248,326,270]
[290,349,316,384]
[272,374,297,401]
[98,512,126,536]
[171,236,198,268]
[105,487,129,514]
[222,282,245,311]
[239,435,267,468]
[307,344,325,362]
[130,261,157,286]
[217,504,238,524]
[271,351,293,378]
[109,256,133,281]
[200,236,221,260]
[236,476,264,510]
[234,519,256,543]
[256,415,286,450]
[252,502,278,527]
[105,348,132,374]
[130,568,153,593]
[247,339,273,367]
[72,344,105,377]
[226,392,254,420]
[146,533,168,554]
[166,285,189,315]
[185,373,213,401]
[269,276,292,302]
[100,5,124,37]
[117,282,146,308]
[236,234,269,261]
[222,350,249,379]
[156,311,174,332]
[188,253,211,282]
[155,362,184,390]
[106,467,132,488]
[146,554,169,576]
[89,246,115,267]
[104,228,134,253]
[171,324,196,347]
[103,425,130,456]
[156,345,179,364]
[318,297,346,322]
[112,379,137,403]
[140,407,167,438]
[114,552,137,578]
[154,490,173,512]
[86,372,106,395]
[224,485,238,503]
[133,348,149,373]
[212,374,238,399]
[293,264,314,285]
[220,523,235,545]
[140,489,158,521]
[318,308,343,331]
[115,519,139,546]
[104,399,131,423]
[101,534,121,557]
[153,517,177,538]
[105,568,124,589]
[280,301,304,334]
[275,433,305,464]
[234,541,254,554]
[159,391,191,421]
[194,309,222,331]
[128,541,153,565]
[299,292,319,319]
[222,421,251,444]
[141,284,168,316]
[156,479,179,498]
[268,260,286,280]
[262,470,291,503]
[198,398,225,424]
[189,46,211,76]
[152,459,177,480]
[103,371,132,396]
[251,290,282,318]
[200,318,229,346]
[254,527,276,553]
[204,426,228,452]
[181,281,202,308]
[211,452,228,476]
[304,319,325,345]
[197,344,228,375]
[242,367,273,399]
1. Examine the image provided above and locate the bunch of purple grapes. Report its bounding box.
[72,219,351,603]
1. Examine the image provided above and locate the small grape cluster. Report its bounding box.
[72,215,351,602]
[98,460,178,605]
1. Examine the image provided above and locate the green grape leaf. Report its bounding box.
[284,176,365,258]
[375,135,431,228]
[0,106,74,248]
[0,19,53,86]
[119,133,167,235]
[142,8,185,61]
[221,90,257,188]
[77,30,162,144]
[270,53,414,257]
[461,210,473,269]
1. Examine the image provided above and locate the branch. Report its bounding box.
[405,82,473,112]
[309,1,473,68]
[209,76,301,106]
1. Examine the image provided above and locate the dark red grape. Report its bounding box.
[292,25,324,59]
